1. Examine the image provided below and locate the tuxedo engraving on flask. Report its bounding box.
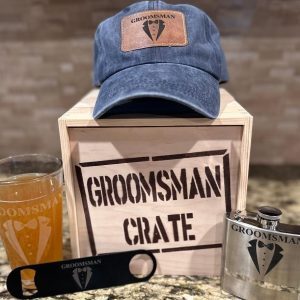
[221,207,300,300]
[248,239,283,277]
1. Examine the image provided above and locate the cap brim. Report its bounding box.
[93,63,220,119]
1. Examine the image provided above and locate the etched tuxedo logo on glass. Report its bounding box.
[248,238,284,276]
[0,154,63,291]
[2,216,51,265]
[143,19,165,41]
[72,267,93,289]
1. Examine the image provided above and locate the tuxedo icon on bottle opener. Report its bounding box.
[248,239,284,276]
[143,19,165,41]
[2,216,51,265]
[72,267,93,290]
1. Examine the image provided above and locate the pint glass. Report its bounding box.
[0,154,63,289]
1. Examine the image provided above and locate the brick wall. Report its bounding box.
[0,0,299,164]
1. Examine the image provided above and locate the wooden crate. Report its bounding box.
[58,88,252,275]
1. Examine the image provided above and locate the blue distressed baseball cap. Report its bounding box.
[93,1,228,119]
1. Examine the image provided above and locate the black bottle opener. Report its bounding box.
[7,249,157,299]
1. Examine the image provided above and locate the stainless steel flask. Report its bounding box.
[221,206,300,300]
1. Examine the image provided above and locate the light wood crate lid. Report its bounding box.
[59,88,252,127]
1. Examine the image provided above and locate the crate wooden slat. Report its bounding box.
[58,88,252,275]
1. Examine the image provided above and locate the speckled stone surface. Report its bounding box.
[0,170,299,299]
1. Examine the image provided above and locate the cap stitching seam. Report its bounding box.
[94,23,103,86]
[204,15,221,79]
[104,79,216,102]
[101,62,219,83]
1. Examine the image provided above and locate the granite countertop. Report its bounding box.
[0,168,299,299]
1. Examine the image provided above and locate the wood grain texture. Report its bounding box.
[61,88,252,126]
[58,88,252,275]
[58,118,80,258]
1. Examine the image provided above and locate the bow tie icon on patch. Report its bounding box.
[148,20,159,25]
[13,219,38,232]
[258,241,274,250]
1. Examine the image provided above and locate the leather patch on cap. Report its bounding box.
[121,10,188,52]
